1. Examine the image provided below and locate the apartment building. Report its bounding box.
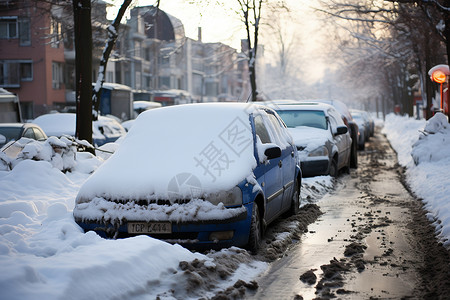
[0,2,251,119]
[0,1,67,119]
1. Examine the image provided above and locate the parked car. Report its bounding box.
[273,102,352,177]
[350,110,371,149]
[302,99,359,169]
[73,103,301,252]
[0,123,47,149]
[364,111,375,137]
[263,99,359,169]
[133,101,162,117]
[33,113,126,147]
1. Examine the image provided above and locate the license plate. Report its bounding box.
[127,222,172,234]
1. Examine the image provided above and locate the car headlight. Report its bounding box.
[308,146,329,157]
[206,186,242,206]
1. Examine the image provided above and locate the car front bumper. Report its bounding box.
[74,203,252,250]
[300,158,329,177]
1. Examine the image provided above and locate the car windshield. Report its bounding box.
[351,113,363,120]
[276,110,328,130]
[0,127,21,142]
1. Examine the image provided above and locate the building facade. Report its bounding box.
[0,2,251,119]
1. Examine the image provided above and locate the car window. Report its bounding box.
[265,111,292,147]
[33,128,46,140]
[328,108,345,130]
[23,128,35,139]
[276,110,327,130]
[253,114,271,144]
[0,127,22,141]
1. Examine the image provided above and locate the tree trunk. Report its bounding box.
[92,0,132,118]
[73,0,93,145]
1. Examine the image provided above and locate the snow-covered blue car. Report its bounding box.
[73,103,301,252]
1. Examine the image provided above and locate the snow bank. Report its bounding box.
[383,113,450,248]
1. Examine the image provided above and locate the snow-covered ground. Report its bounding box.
[382,112,450,249]
[0,112,448,299]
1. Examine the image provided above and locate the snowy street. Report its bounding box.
[0,113,450,299]
[248,125,450,299]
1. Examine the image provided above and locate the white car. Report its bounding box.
[33,113,126,146]
[273,102,352,177]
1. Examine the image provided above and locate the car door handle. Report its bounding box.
[291,151,294,157]
[278,160,283,168]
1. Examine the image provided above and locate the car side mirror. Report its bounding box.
[335,126,348,136]
[264,146,282,159]
[0,134,6,145]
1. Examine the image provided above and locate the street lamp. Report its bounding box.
[428,64,449,114]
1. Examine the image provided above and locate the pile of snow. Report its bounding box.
[383,112,450,248]
[0,141,268,299]
[0,136,78,172]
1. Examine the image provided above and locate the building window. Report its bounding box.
[0,17,18,39]
[18,18,30,46]
[0,60,33,87]
[20,62,32,81]
[106,71,114,83]
[52,62,63,89]
[50,18,62,48]
[0,17,30,46]
[134,41,141,58]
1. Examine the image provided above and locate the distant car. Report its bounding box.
[73,103,301,252]
[33,113,126,147]
[0,123,47,149]
[263,99,359,169]
[121,119,135,132]
[133,101,162,117]
[301,99,359,169]
[273,102,352,177]
[364,111,375,137]
[350,110,371,148]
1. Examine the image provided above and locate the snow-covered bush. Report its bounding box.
[0,136,114,173]
[411,112,450,165]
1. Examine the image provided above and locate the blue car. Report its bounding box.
[74,103,301,252]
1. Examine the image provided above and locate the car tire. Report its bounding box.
[329,159,338,177]
[358,132,365,150]
[247,202,262,254]
[350,141,358,168]
[287,179,300,216]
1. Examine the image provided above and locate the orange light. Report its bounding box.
[432,70,447,84]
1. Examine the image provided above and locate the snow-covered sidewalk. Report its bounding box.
[383,112,450,249]
[1,111,449,299]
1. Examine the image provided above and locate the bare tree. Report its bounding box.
[72,0,133,145]
[317,0,446,118]
[92,0,133,118]
[236,0,264,102]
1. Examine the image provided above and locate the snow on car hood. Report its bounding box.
[76,103,258,203]
[287,126,330,152]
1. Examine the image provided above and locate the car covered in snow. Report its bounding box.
[273,102,352,177]
[33,113,126,147]
[73,103,301,252]
[0,123,47,149]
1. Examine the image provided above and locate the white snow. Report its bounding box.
[382,112,450,248]
[1,110,449,299]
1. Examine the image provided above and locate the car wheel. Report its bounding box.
[350,141,358,169]
[358,132,365,150]
[247,202,262,254]
[287,179,300,216]
[329,159,338,177]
